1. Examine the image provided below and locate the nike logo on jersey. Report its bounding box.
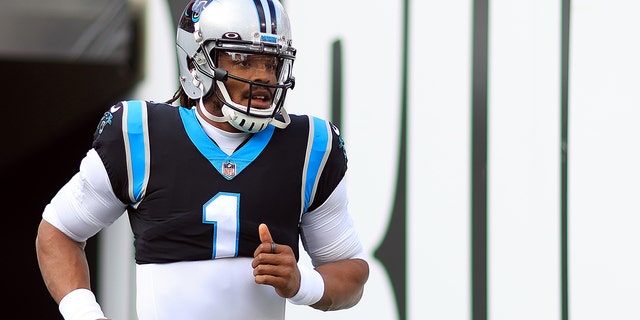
[110,105,122,113]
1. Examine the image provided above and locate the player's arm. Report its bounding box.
[302,122,368,310]
[35,149,126,319]
[36,219,91,302]
[37,220,114,320]
[311,257,369,311]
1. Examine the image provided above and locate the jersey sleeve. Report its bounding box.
[304,118,349,213]
[92,100,151,205]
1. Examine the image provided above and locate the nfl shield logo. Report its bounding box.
[222,161,236,178]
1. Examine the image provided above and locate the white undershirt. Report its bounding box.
[195,109,249,155]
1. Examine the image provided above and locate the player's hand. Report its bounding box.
[252,223,301,298]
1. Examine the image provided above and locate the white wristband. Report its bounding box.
[287,264,325,305]
[59,288,107,320]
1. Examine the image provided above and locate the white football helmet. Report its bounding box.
[176,0,296,133]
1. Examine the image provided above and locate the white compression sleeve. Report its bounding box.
[300,178,366,267]
[42,149,127,242]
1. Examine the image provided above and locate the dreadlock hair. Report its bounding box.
[166,86,197,108]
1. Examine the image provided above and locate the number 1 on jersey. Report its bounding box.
[202,192,240,259]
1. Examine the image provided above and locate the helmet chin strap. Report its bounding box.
[196,82,230,123]
[198,96,230,123]
[271,107,291,129]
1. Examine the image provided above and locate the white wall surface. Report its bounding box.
[569,1,640,319]
[487,1,561,319]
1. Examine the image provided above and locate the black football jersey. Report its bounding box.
[92,100,347,264]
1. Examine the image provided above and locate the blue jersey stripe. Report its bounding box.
[125,100,148,202]
[303,117,330,212]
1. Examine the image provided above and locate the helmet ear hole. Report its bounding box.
[186,57,200,84]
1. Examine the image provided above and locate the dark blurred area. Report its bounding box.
[0,0,144,317]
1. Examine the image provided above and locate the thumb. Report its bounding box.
[258,223,273,243]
